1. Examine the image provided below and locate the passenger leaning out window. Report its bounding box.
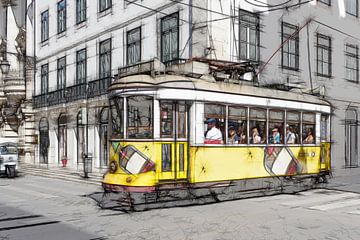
[205,118,223,144]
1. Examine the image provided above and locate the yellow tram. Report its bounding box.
[102,74,331,209]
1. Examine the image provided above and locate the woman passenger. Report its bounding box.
[303,128,314,144]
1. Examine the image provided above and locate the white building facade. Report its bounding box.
[32,0,360,173]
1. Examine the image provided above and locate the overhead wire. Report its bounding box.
[245,0,294,8]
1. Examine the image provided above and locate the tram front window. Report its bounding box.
[110,98,123,138]
[127,96,153,139]
[303,113,316,144]
[249,108,266,144]
[204,104,225,144]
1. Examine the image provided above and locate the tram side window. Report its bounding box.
[268,110,284,144]
[302,113,316,144]
[110,97,123,138]
[228,106,247,144]
[204,104,225,144]
[127,96,153,139]
[286,111,300,144]
[249,108,267,144]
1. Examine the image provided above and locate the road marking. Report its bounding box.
[308,198,360,211]
[280,192,358,207]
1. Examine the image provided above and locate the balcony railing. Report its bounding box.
[88,77,111,98]
[33,79,108,109]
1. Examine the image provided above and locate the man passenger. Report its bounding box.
[205,118,223,144]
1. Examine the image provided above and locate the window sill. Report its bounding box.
[316,73,332,78]
[40,40,49,47]
[346,79,359,84]
[57,31,67,39]
[97,7,112,19]
[75,20,88,30]
[281,66,300,72]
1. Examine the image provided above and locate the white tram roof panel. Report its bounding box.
[110,75,331,112]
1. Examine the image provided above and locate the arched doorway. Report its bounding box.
[58,114,67,164]
[39,118,49,164]
[77,110,85,165]
[99,107,109,167]
[345,109,358,167]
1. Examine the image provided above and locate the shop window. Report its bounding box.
[286,111,300,144]
[204,104,225,144]
[249,108,266,144]
[110,97,123,138]
[268,110,284,144]
[302,113,316,144]
[127,96,153,139]
[228,106,247,144]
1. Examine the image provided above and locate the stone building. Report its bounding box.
[0,0,35,163]
[31,0,360,173]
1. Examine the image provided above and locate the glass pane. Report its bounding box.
[228,106,247,144]
[303,113,316,144]
[177,102,187,139]
[179,144,184,172]
[110,98,123,138]
[204,104,225,144]
[269,110,284,144]
[249,108,266,144]
[160,101,174,138]
[162,144,172,172]
[127,96,153,139]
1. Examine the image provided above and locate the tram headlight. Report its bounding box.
[109,161,118,173]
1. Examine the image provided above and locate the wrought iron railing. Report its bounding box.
[66,82,87,102]
[88,77,112,98]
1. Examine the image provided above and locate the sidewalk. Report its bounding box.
[18,163,104,186]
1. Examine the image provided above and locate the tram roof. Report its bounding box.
[110,74,330,107]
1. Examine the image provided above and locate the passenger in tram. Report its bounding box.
[286,125,296,144]
[228,126,240,144]
[237,127,247,144]
[251,127,262,144]
[205,118,223,144]
[303,128,314,144]
[272,127,281,144]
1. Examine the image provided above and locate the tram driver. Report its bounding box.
[205,118,223,144]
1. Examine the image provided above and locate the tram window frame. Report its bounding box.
[204,104,226,144]
[249,108,267,144]
[127,96,154,139]
[268,110,284,144]
[109,97,124,139]
[302,112,316,144]
[228,106,248,144]
[286,111,301,144]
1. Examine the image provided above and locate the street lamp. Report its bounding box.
[0,59,10,75]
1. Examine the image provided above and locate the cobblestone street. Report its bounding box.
[1,173,360,240]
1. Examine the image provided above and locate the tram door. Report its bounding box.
[160,101,188,180]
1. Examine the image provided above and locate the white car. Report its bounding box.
[0,143,18,178]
